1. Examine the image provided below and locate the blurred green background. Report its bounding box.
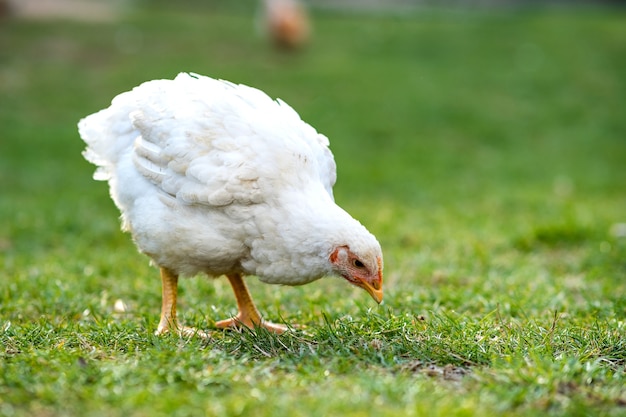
[1,1,625,416]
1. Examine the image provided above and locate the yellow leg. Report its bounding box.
[155,267,208,338]
[215,273,288,334]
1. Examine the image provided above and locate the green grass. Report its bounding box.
[1,3,625,416]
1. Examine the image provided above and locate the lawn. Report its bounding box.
[1,2,625,416]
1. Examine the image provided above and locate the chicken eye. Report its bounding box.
[353,259,365,268]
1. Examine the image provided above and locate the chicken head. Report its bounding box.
[330,246,383,303]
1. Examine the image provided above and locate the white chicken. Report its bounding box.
[78,73,383,336]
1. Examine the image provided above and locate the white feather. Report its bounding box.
[78,73,380,284]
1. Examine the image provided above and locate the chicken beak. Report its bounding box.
[359,272,383,304]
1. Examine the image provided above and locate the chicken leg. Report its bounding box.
[155,267,209,338]
[215,273,288,334]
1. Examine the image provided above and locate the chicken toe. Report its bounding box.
[216,273,289,334]
[214,315,288,334]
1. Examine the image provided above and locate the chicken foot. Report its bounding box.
[155,267,209,338]
[215,273,288,334]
